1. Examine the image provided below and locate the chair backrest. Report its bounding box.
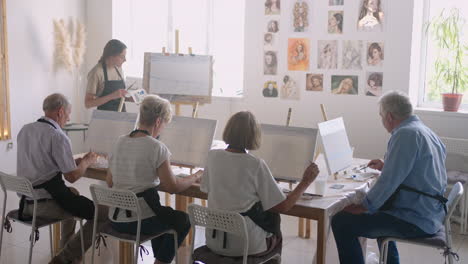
[445,182,464,222]
[0,171,35,198]
[441,137,468,173]
[89,184,140,214]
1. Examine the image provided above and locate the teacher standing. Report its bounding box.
[85,39,128,112]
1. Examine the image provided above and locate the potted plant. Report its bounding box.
[426,8,467,112]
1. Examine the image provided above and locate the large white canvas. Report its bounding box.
[251,124,318,181]
[158,116,217,167]
[318,117,353,174]
[85,110,138,155]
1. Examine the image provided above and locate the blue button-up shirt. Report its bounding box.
[362,115,447,234]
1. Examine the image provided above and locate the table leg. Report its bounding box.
[305,219,311,239]
[201,199,206,207]
[119,241,134,264]
[165,192,171,206]
[52,223,60,255]
[298,218,304,238]
[316,211,328,264]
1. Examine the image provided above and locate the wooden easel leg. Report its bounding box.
[298,218,304,238]
[53,223,60,255]
[165,192,171,207]
[119,241,133,264]
[305,219,311,239]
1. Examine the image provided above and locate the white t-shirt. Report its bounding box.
[200,149,286,256]
[108,135,171,222]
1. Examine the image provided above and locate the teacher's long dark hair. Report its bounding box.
[98,39,127,64]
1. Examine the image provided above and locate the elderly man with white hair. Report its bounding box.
[331,91,447,264]
[17,93,106,264]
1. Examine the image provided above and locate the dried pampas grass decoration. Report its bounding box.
[53,18,87,73]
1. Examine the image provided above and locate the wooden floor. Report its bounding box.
[0,177,466,264]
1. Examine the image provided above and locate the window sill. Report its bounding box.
[415,107,468,118]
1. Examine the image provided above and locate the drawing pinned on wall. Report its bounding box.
[366,72,383,96]
[342,40,363,70]
[267,20,280,33]
[293,1,309,32]
[264,33,275,47]
[264,51,278,75]
[265,0,281,15]
[329,0,344,5]
[332,75,358,95]
[318,40,338,69]
[328,11,343,34]
[263,81,279,97]
[367,42,384,66]
[358,0,384,32]
[281,74,300,100]
[288,38,309,71]
[306,74,324,91]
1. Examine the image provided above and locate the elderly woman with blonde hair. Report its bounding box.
[106,95,202,264]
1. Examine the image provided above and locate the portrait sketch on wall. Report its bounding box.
[264,33,275,48]
[318,40,338,69]
[357,0,384,32]
[288,38,310,71]
[265,0,281,15]
[366,72,383,96]
[306,74,324,91]
[264,51,278,75]
[281,75,300,100]
[328,11,343,34]
[329,0,344,5]
[267,20,280,33]
[293,1,309,32]
[342,40,362,70]
[367,42,384,67]
[331,75,358,95]
[263,80,279,98]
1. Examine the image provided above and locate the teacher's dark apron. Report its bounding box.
[17,118,95,221]
[97,62,126,112]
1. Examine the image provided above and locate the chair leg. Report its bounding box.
[462,190,467,234]
[49,226,54,258]
[28,227,36,264]
[79,220,85,264]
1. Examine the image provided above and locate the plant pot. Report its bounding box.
[442,93,463,112]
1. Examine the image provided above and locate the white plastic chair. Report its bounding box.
[379,182,464,264]
[89,184,178,264]
[441,136,468,234]
[188,204,281,264]
[0,171,85,264]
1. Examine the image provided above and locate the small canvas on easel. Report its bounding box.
[251,124,318,181]
[158,116,217,167]
[85,110,138,155]
[143,52,213,104]
[318,117,353,175]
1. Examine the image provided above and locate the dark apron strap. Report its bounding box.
[380,184,448,213]
[37,118,57,129]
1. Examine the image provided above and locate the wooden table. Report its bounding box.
[73,156,372,264]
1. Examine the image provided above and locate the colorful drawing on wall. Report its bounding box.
[331,75,358,95]
[358,0,384,32]
[318,40,338,69]
[366,72,383,96]
[293,1,309,32]
[264,51,278,75]
[281,75,300,100]
[288,38,309,71]
[306,74,324,91]
[263,81,279,97]
[265,0,281,15]
[367,42,384,66]
[342,40,362,70]
[328,11,343,34]
[264,33,275,47]
[267,20,280,33]
[329,0,344,5]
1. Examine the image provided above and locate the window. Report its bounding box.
[418,0,468,110]
[0,0,11,140]
[113,0,246,98]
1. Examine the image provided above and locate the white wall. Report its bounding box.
[0,0,86,173]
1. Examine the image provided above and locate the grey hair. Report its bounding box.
[378,90,413,120]
[139,95,172,126]
[43,93,70,112]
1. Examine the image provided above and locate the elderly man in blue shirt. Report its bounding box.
[331,91,447,264]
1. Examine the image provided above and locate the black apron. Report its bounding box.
[17,119,95,221]
[97,62,126,112]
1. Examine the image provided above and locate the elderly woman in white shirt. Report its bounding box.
[200,111,319,258]
[106,95,202,264]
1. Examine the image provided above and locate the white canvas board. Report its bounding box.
[318,117,353,174]
[147,53,212,97]
[85,110,138,156]
[158,116,217,167]
[251,124,318,181]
